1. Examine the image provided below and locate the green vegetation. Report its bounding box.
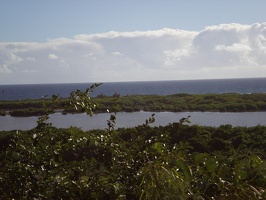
[0,84,265,199]
[0,110,5,116]
[0,120,265,199]
[1,93,266,116]
[95,93,266,113]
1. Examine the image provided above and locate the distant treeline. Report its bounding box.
[1,93,266,116]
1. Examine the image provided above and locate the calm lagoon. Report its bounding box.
[1,111,266,131]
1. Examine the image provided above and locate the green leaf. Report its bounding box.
[194,153,208,164]
[205,159,217,173]
[152,142,163,154]
[218,164,230,178]
[176,159,192,181]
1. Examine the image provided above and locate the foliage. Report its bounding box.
[0,84,266,199]
[69,83,102,116]
[1,123,265,199]
[0,110,5,116]
[1,92,266,116]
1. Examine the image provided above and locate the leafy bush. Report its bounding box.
[2,93,266,115]
[0,84,266,199]
[0,110,5,116]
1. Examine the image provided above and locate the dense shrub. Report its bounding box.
[0,85,265,199]
[1,93,266,116]
[9,108,53,116]
[0,110,5,116]
[0,122,265,199]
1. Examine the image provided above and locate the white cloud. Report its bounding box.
[1,23,266,84]
[48,54,58,59]
[0,64,11,73]
[111,51,123,56]
[25,57,36,61]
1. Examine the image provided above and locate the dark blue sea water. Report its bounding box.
[1,78,266,100]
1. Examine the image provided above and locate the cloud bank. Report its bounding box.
[1,23,266,84]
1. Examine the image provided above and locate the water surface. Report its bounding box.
[1,111,265,131]
[1,78,266,100]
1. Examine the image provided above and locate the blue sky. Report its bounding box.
[0,1,266,84]
[1,1,265,42]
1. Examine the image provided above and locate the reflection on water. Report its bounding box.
[1,111,266,131]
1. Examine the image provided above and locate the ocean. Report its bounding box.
[1,77,266,101]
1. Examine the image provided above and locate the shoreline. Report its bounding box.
[1,93,266,117]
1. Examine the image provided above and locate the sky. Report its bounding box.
[0,1,266,84]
